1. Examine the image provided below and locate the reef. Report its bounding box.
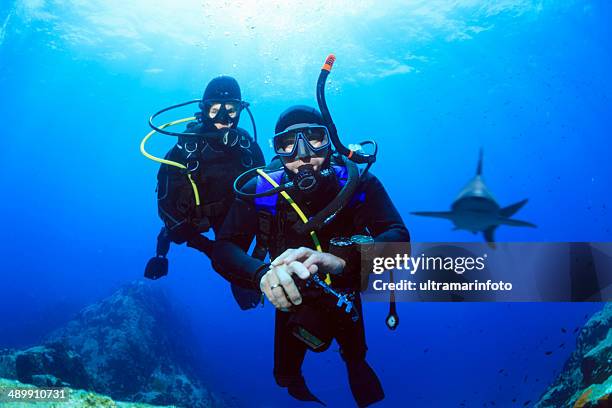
[0,281,226,408]
[535,303,612,408]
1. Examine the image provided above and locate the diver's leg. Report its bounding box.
[186,214,225,257]
[186,215,219,257]
[274,310,324,405]
[335,296,384,408]
[186,234,213,257]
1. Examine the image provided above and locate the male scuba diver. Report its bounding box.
[210,102,410,406]
[142,75,265,309]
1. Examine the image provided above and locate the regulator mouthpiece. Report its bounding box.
[295,164,319,192]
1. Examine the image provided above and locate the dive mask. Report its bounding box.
[273,124,331,159]
[199,99,245,125]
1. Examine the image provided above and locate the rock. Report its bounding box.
[0,349,17,378]
[14,343,91,389]
[0,281,226,408]
[572,375,612,408]
[534,303,612,408]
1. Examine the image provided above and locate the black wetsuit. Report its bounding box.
[157,123,265,248]
[211,166,409,406]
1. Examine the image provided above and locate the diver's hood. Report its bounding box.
[200,75,243,132]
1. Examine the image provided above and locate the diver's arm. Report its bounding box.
[359,174,410,243]
[210,184,268,290]
[211,239,268,290]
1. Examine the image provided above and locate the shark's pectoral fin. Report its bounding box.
[500,199,529,217]
[483,226,497,248]
[411,211,456,220]
[497,217,537,228]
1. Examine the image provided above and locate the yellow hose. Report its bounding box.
[140,116,201,205]
[256,169,331,284]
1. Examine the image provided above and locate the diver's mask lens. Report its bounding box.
[203,100,242,120]
[273,125,330,157]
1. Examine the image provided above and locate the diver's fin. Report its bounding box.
[287,382,326,406]
[346,360,385,408]
[497,218,537,228]
[230,284,262,310]
[476,148,483,175]
[144,228,171,280]
[411,211,456,220]
[483,226,497,249]
[499,199,528,217]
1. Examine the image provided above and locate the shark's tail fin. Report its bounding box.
[500,199,528,217]
[476,148,483,176]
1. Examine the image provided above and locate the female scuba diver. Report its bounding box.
[141,75,265,309]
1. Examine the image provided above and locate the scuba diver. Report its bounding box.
[210,56,410,406]
[141,75,265,309]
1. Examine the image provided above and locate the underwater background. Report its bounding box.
[0,0,610,407]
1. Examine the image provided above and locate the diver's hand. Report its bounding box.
[260,262,313,310]
[271,247,346,276]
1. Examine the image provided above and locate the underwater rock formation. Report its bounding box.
[0,281,225,408]
[535,303,612,408]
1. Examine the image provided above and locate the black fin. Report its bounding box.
[287,382,326,406]
[346,360,385,408]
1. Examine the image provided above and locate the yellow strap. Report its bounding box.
[256,169,331,284]
[140,116,201,205]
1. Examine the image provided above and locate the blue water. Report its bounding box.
[0,1,610,407]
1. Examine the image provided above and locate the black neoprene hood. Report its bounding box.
[203,75,242,101]
[275,105,325,134]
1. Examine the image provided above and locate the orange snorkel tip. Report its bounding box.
[322,54,336,72]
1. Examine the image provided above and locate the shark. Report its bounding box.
[411,149,536,244]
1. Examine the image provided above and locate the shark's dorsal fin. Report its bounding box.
[477,148,483,176]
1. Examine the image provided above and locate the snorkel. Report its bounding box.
[316,54,377,166]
